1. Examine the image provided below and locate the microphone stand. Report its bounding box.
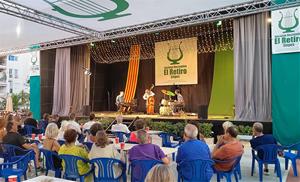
[105,119,116,132]
[128,116,139,129]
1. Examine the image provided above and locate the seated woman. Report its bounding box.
[43,123,61,169]
[58,129,91,180]
[57,121,69,140]
[129,119,145,143]
[145,164,175,182]
[88,130,121,177]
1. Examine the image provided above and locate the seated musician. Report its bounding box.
[172,89,185,113]
[115,91,124,111]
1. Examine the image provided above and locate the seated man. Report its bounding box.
[176,124,213,181]
[82,113,96,132]
[212,126,244,171]
[128,130,170,164]
[67,113,81,134]
[111,115,130,134]
[250,122,277,174]
[3,121,41,168]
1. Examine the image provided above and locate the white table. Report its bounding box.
[238,135,253,141]
[147,130,163,135]
[114,143,177,156]
[23,176,72,182]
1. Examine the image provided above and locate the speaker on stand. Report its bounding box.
[198,105,208,119]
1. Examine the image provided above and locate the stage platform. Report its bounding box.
[94,111,233,121]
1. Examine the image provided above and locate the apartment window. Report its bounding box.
[14,69,18,79]
[9,69,12,78]
[9,81,13,93]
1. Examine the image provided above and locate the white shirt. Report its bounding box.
[143,91,155,100]
[67,120,82,134]
[82,121,96,132]
[111,123,130,134]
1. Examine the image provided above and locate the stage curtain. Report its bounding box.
[52,47,71,116]
[233,12,271,121]
[124,45,140,103]
[70,45,91,114]
[208,50,234,116]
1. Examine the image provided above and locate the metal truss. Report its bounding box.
[0,0,299,56]
[0,0,102,37]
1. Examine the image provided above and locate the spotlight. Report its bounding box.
[82,66,92,76]
[111,40,116,43]
[267,18,272,23]
[216,20,222,27]
[90,42,95,47]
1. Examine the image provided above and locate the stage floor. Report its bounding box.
[94,111,233,121]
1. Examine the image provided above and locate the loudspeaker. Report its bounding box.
[82,105,91,116]
[198,105,208,119]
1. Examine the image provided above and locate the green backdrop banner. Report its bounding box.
[208,50,234,116]
[30,76,41,120]
[272,53,300,145]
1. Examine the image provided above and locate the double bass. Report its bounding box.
[144,84,155,115]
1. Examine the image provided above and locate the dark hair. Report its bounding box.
[64,129,77,144]
[90,123,103,136]
[6,121,14,132]
[134,119,145,130]
[95,130,109,148]
[27,112,33,117]
[69,113,76,120]
[43,113,49,120]
[89,113,95,121]
[226,126,238,138]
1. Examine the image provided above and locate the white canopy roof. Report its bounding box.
[0,0,253,53]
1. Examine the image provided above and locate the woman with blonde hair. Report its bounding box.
[43,123,61,169]
[145,164,175,182]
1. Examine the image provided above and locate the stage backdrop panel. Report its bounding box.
[155,37,198,86]
[208,50,234,116]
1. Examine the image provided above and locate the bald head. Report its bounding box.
[184,124,198,140]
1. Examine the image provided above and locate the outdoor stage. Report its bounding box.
[94,111,233,121]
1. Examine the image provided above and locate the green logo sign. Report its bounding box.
[44,0,131,21]
[278,9,299,33]
[167,41,183,65]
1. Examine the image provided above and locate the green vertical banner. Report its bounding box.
[272,1,300,145]
[30,76,41,120]
[208,50,234,116]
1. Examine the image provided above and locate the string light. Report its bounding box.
[90,19,234,63]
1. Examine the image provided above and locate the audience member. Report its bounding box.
[23,112,38,128]
[88,130,121,177]
[58,129,91,179]
[129,119,145,143]
[176,124,213,181]
[212,126,244,171]
[57,121,69,140]
[67,113,81,134]
[43,123,61,169]
[87,123,103,143]
[250,122,277,173]
[145,164,176,182]
[3,121,41,168]
[0,117,7,142]
[82,113,96,132]
[129,130,169,164]
[38,113,49,131]
[111,115,130,134]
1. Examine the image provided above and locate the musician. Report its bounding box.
[175,89,184,104]
[115,91,124,111]
[172,89,185,113]
[143,89,155,114]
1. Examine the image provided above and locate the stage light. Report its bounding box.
[111,40,116,43]
[267,18,272,23]
[90,42,95,47]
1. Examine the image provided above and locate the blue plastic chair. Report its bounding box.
[282,142,300,176]
[0,150,33,182]
[78,133,85,144]
[83,142,93,151]
[130,160,162,182]
[251,144,282,182]
[214,155,242,182]
[59,154,93,182]
[178,159,214,182]
[23,125,40,136]
[40,148,62,178]
[90,157,126,182]
[158,132,180,148]
[2,144,38,176]
[112,131,130,142]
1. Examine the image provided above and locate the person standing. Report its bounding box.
[115,91,125,111]
[143,89,155,114]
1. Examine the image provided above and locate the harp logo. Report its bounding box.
[167,42,184,65]
[44,0,131,21]
[278,9,299,33]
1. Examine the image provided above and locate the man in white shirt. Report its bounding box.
[82,113,96,132]
[111,115,130,134]
[67,113,81,134]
